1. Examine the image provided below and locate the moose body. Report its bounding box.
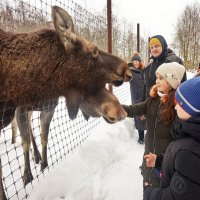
[0,6,132,199]
[0,7,131,120]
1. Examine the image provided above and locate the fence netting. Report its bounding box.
[0,0,130,199]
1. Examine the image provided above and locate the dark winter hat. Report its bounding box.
[149,35,168,49]
[149,38,162,46]
[175,77,200,117]
[131,52,141,62]
[149,35,168,59]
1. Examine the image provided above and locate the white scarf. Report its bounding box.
[157,91,168,97]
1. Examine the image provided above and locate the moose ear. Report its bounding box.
[65,89,82,120]
[81,111,90,121]
[66,102,79,120]
[52,6,76,44]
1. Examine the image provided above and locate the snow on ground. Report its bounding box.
[28,117,144,200]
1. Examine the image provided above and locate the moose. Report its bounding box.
[0,5,132,199]
[11,86,127,188]
[0,6,132,114]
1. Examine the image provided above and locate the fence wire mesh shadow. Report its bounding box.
[0,83,130,200]
[0,97,100,199]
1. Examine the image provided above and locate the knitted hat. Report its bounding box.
[131,52,141,62]
[149,37,162,47]
[156,62,185,89]
[175,77,200,117]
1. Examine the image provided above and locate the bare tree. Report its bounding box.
[0,0,47,32]
[0,1,15,31]
[126,23,136,60]
[175,2,200,70]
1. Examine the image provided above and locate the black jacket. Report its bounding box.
[144,116,200,200]
[123,97,173,187]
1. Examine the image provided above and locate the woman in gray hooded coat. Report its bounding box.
[129,52,146,144]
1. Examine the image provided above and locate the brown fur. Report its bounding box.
[13,101,58,186]
[0,6,132,120]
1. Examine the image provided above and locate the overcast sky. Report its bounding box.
[76,0,199,45]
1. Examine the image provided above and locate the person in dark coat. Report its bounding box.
[123,62,186,188]
[144,77,200,200]
[129,52,146,144]
[144,35,186,99]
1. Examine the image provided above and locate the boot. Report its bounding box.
[138,130,144,144]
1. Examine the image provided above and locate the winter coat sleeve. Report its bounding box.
[144,150,200,200]
[155,153,164,168]
[122,98,148,118]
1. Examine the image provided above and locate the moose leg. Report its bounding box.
[27,111,41,164]
[11,115,17,144]
[40,110,55,171]
[0,101,16,130]
[0,158,7,200]
[16,107,33,186]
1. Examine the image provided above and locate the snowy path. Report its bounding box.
[28,118,144,200]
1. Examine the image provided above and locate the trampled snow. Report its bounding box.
[28,116,144,200]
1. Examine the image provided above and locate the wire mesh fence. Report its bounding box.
[0,0,107,50]
[0,86,130,200]
[0,97,102,199]
[0,0,130,199]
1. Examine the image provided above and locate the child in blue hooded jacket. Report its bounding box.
[144,77,200,200]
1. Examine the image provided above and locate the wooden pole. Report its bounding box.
[107,0,113,92]
[137,23,140,53]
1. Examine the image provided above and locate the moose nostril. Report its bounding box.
[127,74,133,81]
[112,79,123,86]
[107,116,116,122]
[125,70,133,81]
[124,74,132,82]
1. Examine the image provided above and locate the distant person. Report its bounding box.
[198,63,200,70]
[128,52,146,144]
[197,63,200,72]
[144,77,200,200]
[144,35,186,99]
[122,62,185,189]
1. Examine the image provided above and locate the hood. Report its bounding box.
[171,116,200,142]
[150,35,168,61]
[128,63,142,73]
